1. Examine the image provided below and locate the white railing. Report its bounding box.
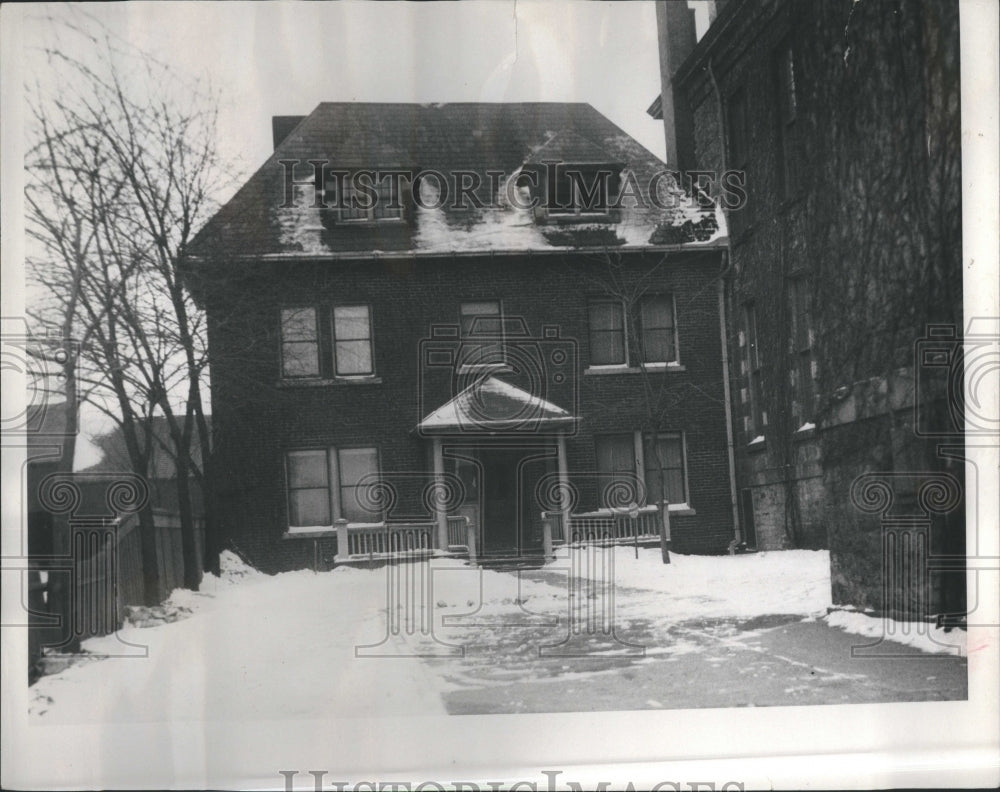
[334,515,471,562]
[336,520,433,561]
[541,505,664,547]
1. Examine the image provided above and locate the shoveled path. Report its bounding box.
[422,569,968,714]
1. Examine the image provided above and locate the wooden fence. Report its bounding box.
[541,505,664,546]
[31,509,205,662]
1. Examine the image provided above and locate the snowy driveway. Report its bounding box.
[29,548,967,720]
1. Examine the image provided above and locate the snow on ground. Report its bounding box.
[30,551,446,722]
[825,608,966,656]
[29,546,963,721]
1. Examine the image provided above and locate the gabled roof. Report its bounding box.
[188,102,723,259]
[418,376,575,434]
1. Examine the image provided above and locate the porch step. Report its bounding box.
[477,554,547,571]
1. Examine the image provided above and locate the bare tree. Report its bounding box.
[25,9,232,593]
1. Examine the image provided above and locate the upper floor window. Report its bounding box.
[638,294,678,364]
[280,307,321,378]
[279,304,375,380]
[588,299,627,366]
[588,294,679,368]
[333,305,374,376]
[775,41,801,197]
[459,300,504,367]
[548,165,611,216]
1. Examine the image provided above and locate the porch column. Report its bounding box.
[556,431,572,540]
[432,436,449,552]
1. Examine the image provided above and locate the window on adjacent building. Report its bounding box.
[549,165,611,216]
[743,303,767,436]
[638,294,678,364]
[594,433,639,507]
[280,307,321,378]
[332,305,374,376]
[643,432,686,506]
[788,278,815,425]
[459,301,504,367]
[285,447,381,528]
[286,449,332,527]
[775,41,800,198]
[588,299,627,366]
[337,447,380,523]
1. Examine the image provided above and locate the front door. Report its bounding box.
[481,448,521,555]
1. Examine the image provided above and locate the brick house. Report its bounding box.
[652,0,965,618]
[184,102,736,573]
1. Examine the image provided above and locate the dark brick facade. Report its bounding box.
[197,249,734,572]
[671,0,965,616]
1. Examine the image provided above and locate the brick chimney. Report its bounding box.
[654,0,699,171]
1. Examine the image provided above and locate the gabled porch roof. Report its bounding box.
[417,376,576,434]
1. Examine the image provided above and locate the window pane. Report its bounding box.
[642,329,675,363]
[335,340,372,375]
[290,488,331,527]
[334,305,370,341]
[281,307,317,341]
[282,341,320,377]
[591,331,625,366]
[338,448,378,488]
[641,296,673,331]
[664,470,685,504]
[288,450,329,488]
[589,301,623,331]
[461,301,501,317]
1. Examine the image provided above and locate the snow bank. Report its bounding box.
[825,609,966,656]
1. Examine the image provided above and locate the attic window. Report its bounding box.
[327,172,404,222]
[548,165,611,216]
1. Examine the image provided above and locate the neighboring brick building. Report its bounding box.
[654,0,965,618]
[184,102,736,573]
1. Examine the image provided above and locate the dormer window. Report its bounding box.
[326,171,404,223]
[548,165,612,216]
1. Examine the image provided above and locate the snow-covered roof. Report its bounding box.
[418,375,576,434]
[188,102,725,259]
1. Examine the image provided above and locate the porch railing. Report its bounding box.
[334,516,471,562]
[541,505,663,546]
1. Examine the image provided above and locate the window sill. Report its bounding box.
[584,364,685,375]
[277,376,382,388]
[666,505,696,517]
[793,423,817,440]
[457,363,509,374]
[746,436,767,452]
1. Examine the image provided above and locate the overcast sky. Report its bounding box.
[13,0,710,457]
[24,0,683,190]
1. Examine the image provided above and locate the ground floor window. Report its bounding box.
[285,446,380,528]
[594,431,688,508]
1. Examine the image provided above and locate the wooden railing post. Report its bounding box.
[466,519,478,565]
[542,513,554,562]
[335,518,350,564]
[659,500,671,564]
